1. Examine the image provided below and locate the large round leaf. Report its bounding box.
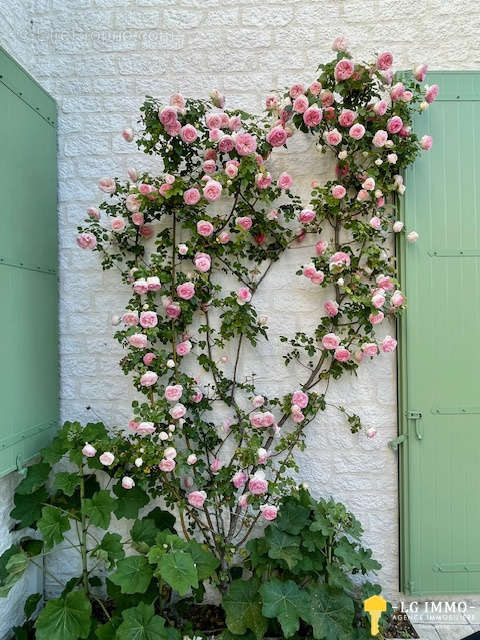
[35,590,91,640]
[117,602,168,640]
[223,579,267,640]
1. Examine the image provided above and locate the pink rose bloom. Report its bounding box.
[192,389,203,403]
[387,116,403,134]
[261,505,278,521]
[382,335,398,352]
[249,473,268,495]
[76,233,97,250]
[210,458,222,473]
[332,36,348,52]
[166,302,181,319]
[369,311,384,325]
[292,390,308,409]
[316,240,328,255]
[194,252,211,272]
[391,290,405,307]
[322,333,340,350]
[209,128,221,142]
[184,188,201,205]
[363,343,378,357]
[303,264,317,279]
[125,193,141,215]
[267,209,278,220]
[293,94,309,113]
[331,185,346,199]
[303,106,323,127]
[235,133,257,156]
[236,216,252,231]
[169,93,185,110]
[334,58,355,81]
[140,311,158,328]
[402,91,413,102]
[376,275,393,291]
[311,270,324,285]
[130,213,144,227]
[87,206,100,220]
[202,180,222,202]
[197,220,214,236]
[99,452,114,466]
[414,64,428,82]
[140,371,158,387]
[420,135,433,150]
[129,420,139,432]
[177,282,195,300]
[225,162,238,178]
[326,128,342,146]
[357,189,370,202]
[217,231,230,244]
[366,427,377,439]
[267,125,288,147]
[166,121,181,137]
[180,124,197,143]
[349,123,365,140]
[425,84,439,104]
[187,454,197,465]
[372,291,386,308]
[170,403,186,420]
[407,231,419,243]
[133,278,148,294]
[98,177,116,194]
[299,209,315,224]
[139,224,154,238]
[176,340,192,356]
[373,100,388,116]
[377,51,393,70]
[159,458,175,472]
[334,347,350,362]
[123,311,139,326]
[372,130,388,148]
[390,82,405,101]
[129,334,148,348]
[82,443,96,457]
[321,90,334,108]
[289,83,305,98]
[159,106,178,126]
[206,113,222,129]
[143,352,156,366]
[159,183,171,197]
[266,95,279,109]
[127,167,137,182]
[363,177,375,191]
[203,160,216,175]
[188,490,206,508]
[218,135,234,152]
[277,172,292,190]
[237,287,252,305]
[229,115,241,130]
[329,251,350,271]
[122,476,135,490]
[377,196,385,208]
[252,395,265,408]
[338,110,356,127]
[165,384,183,402]
[250,413,264,428]
[239,494,249,508]
[309,81,322,95]
[147,276,161,291]
[324,300,339,317]
[369,216,382,230]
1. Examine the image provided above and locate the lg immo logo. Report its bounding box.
[363,595,387,636]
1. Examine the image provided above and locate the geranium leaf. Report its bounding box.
[11,487,49,528]
[223,579,267,640]
[110,556,153,594]
[117,602,168,640]
[54,472,80,497]
[16,462,51,495]
[35,590,92,640]
[0,549,29,597]
[301,584,354,640]
[24,593,42,619]
[259,579,305,638]
[113,484,149,520]
[84,490,115,529]
[265,527,302,570]
[143,507,176,532]
[38,506,70,551]
[131,518,158,549]
[92,533,125,568]
[275,499,310,535]
[156,551,198,596]
[188,540,220,581]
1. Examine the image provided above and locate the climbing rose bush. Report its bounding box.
[77,40,437,583]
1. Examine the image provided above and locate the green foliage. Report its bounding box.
[38,506,70,551]
[222,579,267,639]
[117,603,172,640]
[109,556,153,594]
[84,491,116,529]
[35,591,92,640]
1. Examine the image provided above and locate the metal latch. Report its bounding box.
[388,434,408,452]
[407,410,423,440]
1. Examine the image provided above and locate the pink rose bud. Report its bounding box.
[187,454,197,465]
[407,231,419,243]
[82,443,96,457]
[392,220,404,233]
[87,207,100,220]
[121,476,135,490]
[176,340,192,356]
[237,287,252,305]
[188,490,206,508]
[159,458,176,472]
[366,427,377,439]
[140,371,158,387]
[261,504,278,521]
[382,336,398,352]
[127,167,138,182]
[76,233,97,250]
[233,472,248,488]
[420,135,433,150]
[122,127,134,142]
[98,177,116,194]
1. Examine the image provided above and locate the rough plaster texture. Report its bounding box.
[1,0,480,631]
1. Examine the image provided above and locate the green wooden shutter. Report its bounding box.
[0,47,58,476]
[398,71,480,594]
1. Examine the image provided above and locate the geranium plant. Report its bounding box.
[75,40,436,588]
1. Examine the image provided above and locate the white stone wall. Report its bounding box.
[1,0,480,627]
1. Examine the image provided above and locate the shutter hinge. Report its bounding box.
[388,434,407,451]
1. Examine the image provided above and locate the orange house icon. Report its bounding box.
[363,594,387,636]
